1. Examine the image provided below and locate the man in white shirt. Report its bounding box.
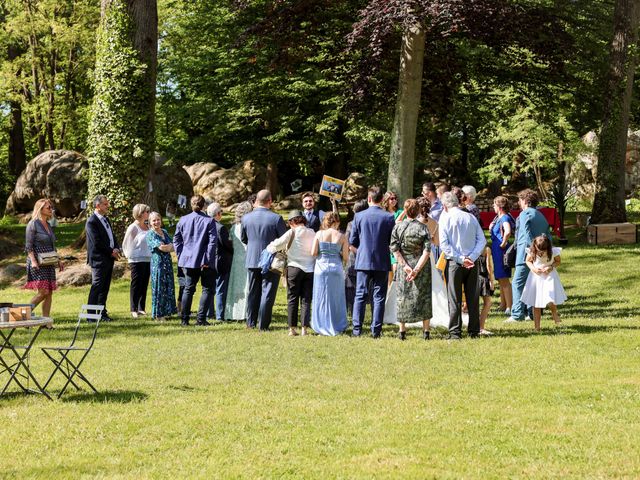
[439,191,486,339]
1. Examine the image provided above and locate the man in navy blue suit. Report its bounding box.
[173,195,217,326]
[86,195,121,322]
[241,190,287,330]
[349,186,395,338]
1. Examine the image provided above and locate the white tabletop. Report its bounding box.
[0,317,53,330]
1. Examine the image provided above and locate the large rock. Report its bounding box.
[56,261,126,287]
[184,162,222,186]
[572,130,640,200]
[189,160,267,206]
[0,264,24,285]
[153,160,193,211]
[342,172,368,203]
[5,150,88,217]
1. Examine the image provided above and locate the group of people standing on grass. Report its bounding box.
[22,181,567,336]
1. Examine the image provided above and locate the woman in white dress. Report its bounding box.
[414,197,449,329]
[224,201,253,321]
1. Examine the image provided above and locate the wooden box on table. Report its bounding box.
[587,223,637,245]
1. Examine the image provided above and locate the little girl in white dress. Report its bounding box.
[521,235,567,331]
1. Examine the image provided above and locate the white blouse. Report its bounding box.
[122,222,152,263]
[267,226,316,273]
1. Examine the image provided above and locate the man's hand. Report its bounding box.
[111,248,121,260]
[462,257,474,269]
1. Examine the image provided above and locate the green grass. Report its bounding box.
[1,221,639,478]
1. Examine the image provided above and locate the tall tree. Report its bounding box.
[591,0,639,224]
[87,0,157,236]
[387,22,424,200]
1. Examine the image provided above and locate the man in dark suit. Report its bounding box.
[241,189,287,330]
[207,202,233,321]
[86,195,121,321]
[301,191,337,232]
[349,186,395,338]
[173,195,217,326]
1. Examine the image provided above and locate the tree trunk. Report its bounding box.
[386,22,425,201]
[7,44,26,176]
[591,0,639,224]
[8,101,26,176]
[88,0,158,238]
[266,157,279,198]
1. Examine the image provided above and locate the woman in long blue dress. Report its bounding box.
[489,196,515,314]
[311,212,348,336]
[146,212,178,320]
[224,201,253,321]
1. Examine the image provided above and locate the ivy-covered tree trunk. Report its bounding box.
[387,23,425,200]
[87,0,157,238]
[591,0,639,224]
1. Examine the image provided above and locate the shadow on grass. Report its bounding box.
[490,323,640,338]
[61,389,148,403]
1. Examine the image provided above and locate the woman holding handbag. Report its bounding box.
[489,196,515,314]
[267,210,315,336]
[24,198,63,317]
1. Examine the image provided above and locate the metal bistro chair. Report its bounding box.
[40,304,104,398]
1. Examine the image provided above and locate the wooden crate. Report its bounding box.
[587,222,637,245]
[9,304,32,322]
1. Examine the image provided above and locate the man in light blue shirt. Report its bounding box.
[439,191,486,339]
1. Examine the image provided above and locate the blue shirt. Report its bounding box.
[439,207,486,264]
[429,199,444,222]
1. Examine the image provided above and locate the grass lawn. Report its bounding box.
[0,217,639,478]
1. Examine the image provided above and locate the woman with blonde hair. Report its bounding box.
[122,203,151,318]
[24,199,63,317]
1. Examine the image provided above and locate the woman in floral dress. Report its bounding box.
[390,199,432,340]
[146,212,177,320]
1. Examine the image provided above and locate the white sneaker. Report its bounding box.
[480,329,493,336]
[504,308,511,315]
[504,317,519,323]
[131,312,139,319]
[525,315,532,321]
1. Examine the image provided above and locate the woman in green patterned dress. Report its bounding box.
[390,199,432,340]
[146,212,178,321]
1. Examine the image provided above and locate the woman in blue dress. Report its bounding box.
[224,201,253,321]
[489,196,515,315]
[311,212,349,336]
[146,212,178,320]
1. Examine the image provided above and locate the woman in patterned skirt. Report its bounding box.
[24,198,63,317]
[146,212,178,320]
[390,199,432,340]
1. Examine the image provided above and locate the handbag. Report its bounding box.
[503,242,517,269]
[37,250,60,267]
[269,229,295,275]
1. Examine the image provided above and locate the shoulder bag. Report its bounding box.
[270,229,295,275]
[37,250,60,267]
